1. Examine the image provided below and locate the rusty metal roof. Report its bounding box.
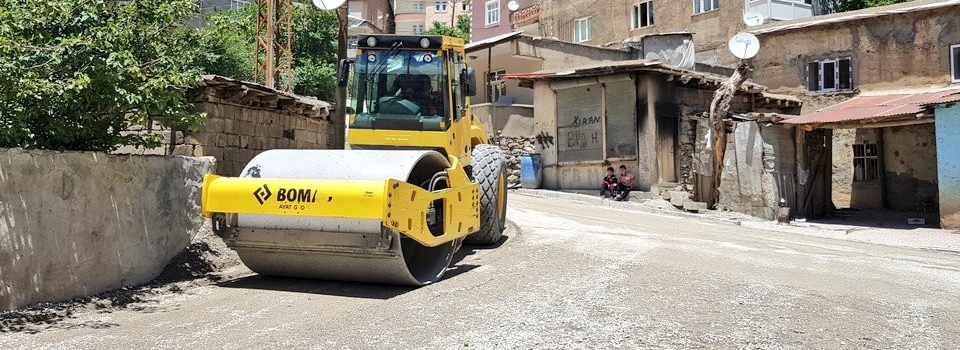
[782,89,960,126]
[502,60,802,106]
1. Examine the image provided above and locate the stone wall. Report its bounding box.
[115,75,339,176]
[0,149,214,310]
[491,136,535,185]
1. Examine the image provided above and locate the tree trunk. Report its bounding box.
[451,1,457,25]
[708,62,750,205]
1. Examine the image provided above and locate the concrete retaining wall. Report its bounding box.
[473,104,535,138]
[0,149,214,310]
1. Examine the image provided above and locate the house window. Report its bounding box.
[486,69,507,103]
[230,0,251,10]
[807,57,853,92]
[853,144,881,182]
[462,2,471,11]
[412,24,425,34]
[485,0,500,26]
[574,17,592,43]
[632,2,654,29]
[435,1,448,12]
[414,2,426,12]
[952,44,960,82]
[693,0,719,14]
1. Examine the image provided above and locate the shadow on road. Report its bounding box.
[215,275,416,299]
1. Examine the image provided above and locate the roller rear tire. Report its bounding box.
[465,145,507,246]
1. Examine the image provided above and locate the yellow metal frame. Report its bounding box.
[203,35,491,248]
[202,156,480,248]
[347,115,488,164]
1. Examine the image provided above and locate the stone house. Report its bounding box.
[506,60,801,212]
[743,0,960,227]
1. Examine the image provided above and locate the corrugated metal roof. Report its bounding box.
[502,59,803,106]
[782,89,960,126]
[749,0,960,35]
[924,92,960,106]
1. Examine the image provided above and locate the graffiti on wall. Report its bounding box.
[536,131,555,148]
[559,114,603,151]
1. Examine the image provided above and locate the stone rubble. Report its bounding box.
[491,136,536,185]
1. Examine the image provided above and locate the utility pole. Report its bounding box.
[335,3,348,148]
[254,0,294,92]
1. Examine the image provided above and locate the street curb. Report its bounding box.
[510,189,960,255]
[511,188,735,224]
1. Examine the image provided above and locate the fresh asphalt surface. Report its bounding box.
[3,193,959,349]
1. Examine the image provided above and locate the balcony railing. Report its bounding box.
[747,0,813,21]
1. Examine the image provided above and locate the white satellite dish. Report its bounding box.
[312,0,347,10]
[507,0,520,11]
[728,32,761,60]
[743,10,765,26]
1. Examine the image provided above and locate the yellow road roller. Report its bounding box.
[200,35,507,286]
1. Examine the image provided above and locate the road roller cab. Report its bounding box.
[200,35,508,286]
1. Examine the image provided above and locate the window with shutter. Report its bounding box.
[808,62,820,92]
[952,44,960,82]
[807,57,854,92]
[838,59,852,90]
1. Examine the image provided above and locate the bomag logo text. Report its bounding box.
[276,188,319,203]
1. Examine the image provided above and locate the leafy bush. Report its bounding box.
[199,4,339,100]
[0,0,207,151]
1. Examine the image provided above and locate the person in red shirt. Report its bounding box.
[600,167,618,198]
[615,165,636,201]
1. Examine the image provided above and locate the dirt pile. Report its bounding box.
[0,222,240,333]
[154,223,241,283]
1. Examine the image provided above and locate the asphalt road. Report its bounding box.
[3,193,960,349]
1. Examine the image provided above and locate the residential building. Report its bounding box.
[395,1,472,36]
[349,0,395,34]
[394,0,428,35]
[536,0,813,64]
[471,0,541,42]
[754,0,960,228]
[348,0,396,58]
[425,1,472,30]
[747,0,960,95]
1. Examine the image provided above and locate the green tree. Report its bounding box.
[0,0,207,151]
[198,4,340,100]
[422,14,472,43]
[197,5,257,82]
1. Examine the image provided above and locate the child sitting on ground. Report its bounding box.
[600,167,618,198]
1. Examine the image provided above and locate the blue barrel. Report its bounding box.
[520,153,542,189]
